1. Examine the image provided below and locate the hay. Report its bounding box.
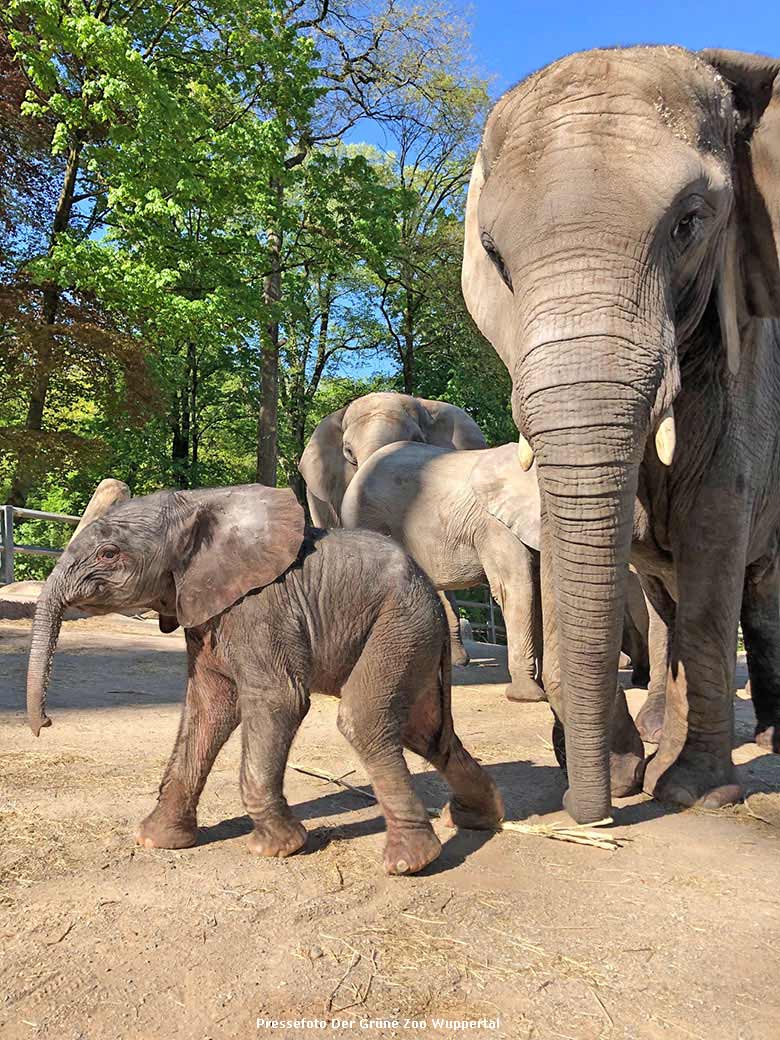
[289,761,626,850]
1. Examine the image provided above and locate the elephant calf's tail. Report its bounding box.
[437,621,456,757]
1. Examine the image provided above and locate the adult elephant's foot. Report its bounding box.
[383,825,441,876]
[136,807,198,849]
[505,677,546,702]
[609,748,645,797]
[247,815,307,858]
[452,644,471,667]
[754,723,780,753]
[552,692,645,799]
[636,692,666,744]
[644,747,742,809]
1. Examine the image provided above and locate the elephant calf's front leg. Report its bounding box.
[240,681,311,858]
[137,646,240,849]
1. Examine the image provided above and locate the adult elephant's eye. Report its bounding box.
[97,545,119,562]
[671,212,701,248]
[480,231,513,292]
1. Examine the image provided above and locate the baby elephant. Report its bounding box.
[26,485,503,875]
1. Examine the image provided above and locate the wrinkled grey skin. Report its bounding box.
[26,485,503,875]
[341,442,545,703]
[299,392,487,666]
[462,46,780,822]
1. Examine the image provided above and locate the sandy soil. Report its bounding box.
[2,615,780,1040]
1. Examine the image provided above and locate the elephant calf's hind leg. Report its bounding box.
[402,672,504,832]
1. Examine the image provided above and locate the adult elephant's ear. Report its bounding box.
[469,444,541,550]
[700,49,780,316]
[417,398,487,450]
[174,485,305,629]
[461,150,517,367]
[298,407,351,518]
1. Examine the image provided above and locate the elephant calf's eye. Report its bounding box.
[97,546,119,562]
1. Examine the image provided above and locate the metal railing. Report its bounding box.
[454,585,506,644]
[1,505,80,584]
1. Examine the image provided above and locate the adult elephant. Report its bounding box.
[299,392,487,528]
[462,47,780,823]
[341,442,545,702]
[299,392,487,666]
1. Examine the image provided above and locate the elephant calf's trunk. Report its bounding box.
[26,588,65,735]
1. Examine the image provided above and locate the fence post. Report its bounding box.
[1,506,14,584]
[488,588,496,643]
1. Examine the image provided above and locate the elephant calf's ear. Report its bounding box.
[174,486,305,629]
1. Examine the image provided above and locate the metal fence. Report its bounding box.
[1,505,80,584]
[453,585,506,645]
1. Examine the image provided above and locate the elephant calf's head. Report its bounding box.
[26,486,305,736]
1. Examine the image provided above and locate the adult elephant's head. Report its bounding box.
[462,47,780,823]
[26,485,304,736]
[299,392,486,525]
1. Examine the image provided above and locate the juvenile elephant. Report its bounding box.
[26,485,503,875]
[462,46,780,822]
[299,392,487,527]
[341,442,545,703]
[340,443,652,704]
[299,392,487,666]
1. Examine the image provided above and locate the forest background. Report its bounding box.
[0,0,515,576]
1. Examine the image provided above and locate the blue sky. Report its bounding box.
[469,0,780,96]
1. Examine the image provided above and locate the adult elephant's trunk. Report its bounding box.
[26,575,67,736]
[518,325,667,824]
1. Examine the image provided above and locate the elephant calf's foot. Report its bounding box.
[440,788,504,831]
[136,808,198,850]
[505,677,546,703]
[644,747,741,810]
[755,722,780,753]
[383,824,441,876]
[247,815,307,858]
[636,693,665,744]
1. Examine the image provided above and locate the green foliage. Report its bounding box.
[1,1,513,582]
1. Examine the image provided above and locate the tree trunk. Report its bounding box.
[8,141,82,506]
[256,176,283,486]
[189,340,199,486]
[401,282,415,394]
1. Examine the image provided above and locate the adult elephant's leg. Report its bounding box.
[482,528,544,702]
[137,639,240,849]
[240,678,311,857]
[644,501,745,808]
[541,513,644,799]
[635,577,675,744]
[741,557,780,752]
[440,590,470,666]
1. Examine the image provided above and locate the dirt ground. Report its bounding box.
[2,616,780,1040]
